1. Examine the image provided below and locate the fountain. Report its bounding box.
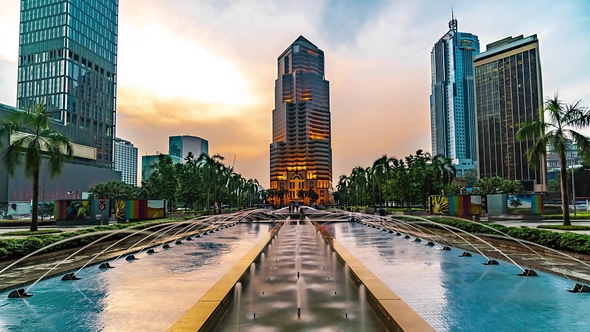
[2,209,590,331]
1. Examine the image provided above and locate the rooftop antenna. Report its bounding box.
[232,155,236,170]
[449,8,458,32]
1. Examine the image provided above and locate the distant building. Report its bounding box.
[169,135,208,162]
[114,138,138,186]
[17,0,119,169]
[474,35,546,192]
[269,36,332,205]
[547,140,580,169]
[430,16,480,176]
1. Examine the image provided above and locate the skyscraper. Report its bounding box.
[430,16,480,176]
[474,35,546,191]
[169,135,208,163]
[114,138,138,186]
[269,36,332,205]
[17,0,118,169]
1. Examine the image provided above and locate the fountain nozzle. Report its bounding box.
[7,288,33,298]
[459,252,472,257]
[568,283,590,293]
[483,259,499,265]
[99,262,114,268]
[61,272,81,280]
[126,255,138,261]
[518,269,538,276]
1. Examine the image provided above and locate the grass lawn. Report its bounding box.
[543,212,590,220]
[537,224,590,231]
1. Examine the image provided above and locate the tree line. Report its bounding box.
[89,152,261,212]
[334,150,526,209]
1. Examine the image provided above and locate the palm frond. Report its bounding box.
[545,94,564,127]
[516,120,545,141]
[524,135,549,168]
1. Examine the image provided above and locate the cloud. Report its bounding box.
[319,0,390,48]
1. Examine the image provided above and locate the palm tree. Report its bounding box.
[516,94,590,225]
[0,104,73,231]
[372,155,388,207]
[431,154,457,186]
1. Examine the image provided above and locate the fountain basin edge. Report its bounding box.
[167,222,283,332]
[313,221,436,332]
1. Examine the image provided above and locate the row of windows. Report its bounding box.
[21,25,66,44]
[20,13,66,33]
[21,2,66,21]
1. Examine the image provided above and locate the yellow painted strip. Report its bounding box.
[168,223,281,332]
[315,222,435,332]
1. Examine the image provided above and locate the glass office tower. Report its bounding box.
[269,36,332,205]
[17,0,118,168]
[430,17,480,176]
[474,35,546,191]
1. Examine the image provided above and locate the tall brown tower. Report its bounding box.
[269,36,332,205]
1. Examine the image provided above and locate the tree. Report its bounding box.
[0,104,73,231]
[88,181,139,200]
[146,154,177,212]
[473,176,525,195]
[463,169,478,188]
[175,152,201,209]
[509,198,523,208]
[548,178,561,192]
[516,94,590,225]
[431,154,456,186]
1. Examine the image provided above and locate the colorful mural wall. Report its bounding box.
[507,194,543,214]
[55,200,91,220]
[115,200,166,220]
[429,195,482,217]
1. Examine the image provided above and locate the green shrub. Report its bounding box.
[1,229,62,236]
[537,225,590,231]
[0,218,187,261]
[421,217,590,255]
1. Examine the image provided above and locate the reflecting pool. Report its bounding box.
[0,223,270,332]
[331,222,590,332]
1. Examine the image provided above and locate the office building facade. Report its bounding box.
[114,138,138,186]
[169,135,208,162]
[0,103,120,210]
[474,35,546,191]
[17,0,118,168]
[269,36,332,205]
[430,17,480,176]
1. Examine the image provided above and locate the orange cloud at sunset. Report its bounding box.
[1,0,589,188]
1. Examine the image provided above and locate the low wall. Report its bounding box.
[168,223,282,332]
[314,222,435,332]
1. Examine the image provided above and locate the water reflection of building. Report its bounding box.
[17,0,118,169]
[474,35,546,192]
[269,36,332,205]
[430,16,480,177]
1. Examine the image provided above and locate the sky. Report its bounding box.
[0,0,589,188]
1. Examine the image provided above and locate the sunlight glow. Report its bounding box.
[117,24,256,109]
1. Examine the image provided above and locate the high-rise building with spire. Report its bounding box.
[269,36,332,205]
[430,14,480,176]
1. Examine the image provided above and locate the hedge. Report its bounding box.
[412,217,590,255]
[0,217,196,261]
